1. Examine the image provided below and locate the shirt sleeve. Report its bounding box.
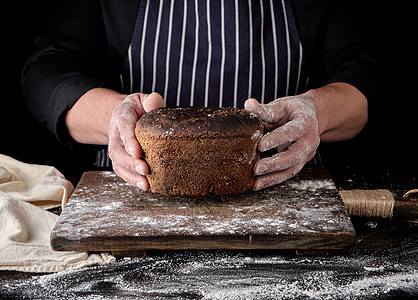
[321,1,384,103]
[21,0,110,150]
[294,0,385,126]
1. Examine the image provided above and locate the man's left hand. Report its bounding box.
[244,95,320,190]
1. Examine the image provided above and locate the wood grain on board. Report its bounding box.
[50,167,356,252]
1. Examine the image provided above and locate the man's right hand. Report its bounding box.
[108,92,164,190]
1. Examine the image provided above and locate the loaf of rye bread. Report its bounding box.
[135,107,263,196]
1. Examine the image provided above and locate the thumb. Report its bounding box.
[142,92,165,113]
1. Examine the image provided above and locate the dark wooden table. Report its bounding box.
[1,164,417,299]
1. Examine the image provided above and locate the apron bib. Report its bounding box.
[120,0,309,108]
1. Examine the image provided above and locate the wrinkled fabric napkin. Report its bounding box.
[0,154,115,273]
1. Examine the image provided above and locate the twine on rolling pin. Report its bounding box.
[403,189,418,198]
[339,189,395,218]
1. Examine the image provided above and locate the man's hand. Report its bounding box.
[244,82,369,190]
[108,92,164,190]
[244,95,320,191]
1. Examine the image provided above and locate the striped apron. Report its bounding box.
[98,0,322,167]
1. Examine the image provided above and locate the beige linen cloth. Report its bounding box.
[0,154,115,273]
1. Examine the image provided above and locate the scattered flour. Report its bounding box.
[53,171,352,245]
[288,179,335,192]
[11,171,409,299]
[1,250,416,299]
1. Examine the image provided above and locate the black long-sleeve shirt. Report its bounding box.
[21,0,384,149]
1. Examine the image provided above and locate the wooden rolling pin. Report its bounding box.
[339,189,418,219]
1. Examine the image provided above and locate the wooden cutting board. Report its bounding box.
[51,167,355,252]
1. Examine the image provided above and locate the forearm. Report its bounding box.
[306,82,368,142]
[64,88,126,145]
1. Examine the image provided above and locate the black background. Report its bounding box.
[1,1,417,183]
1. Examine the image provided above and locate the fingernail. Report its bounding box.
[244,100,251,110]
[129,147,141,159]
[244,99,259,113]
[254,165,260,175]
[143,92,164,112]
[255,163,267,175]
[253,181,263,191]
[135,164,144,175]
[143,93,152,105]
[258,134,272,152]
[137,181,146,191]
[143,91,159,105]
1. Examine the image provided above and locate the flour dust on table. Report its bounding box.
[1,242,417,300]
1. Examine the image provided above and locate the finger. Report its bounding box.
[118,119,142,160]
[109,101,142,159]
[108,130,149,176]
[113,162,149,191]
[109,134,150,190]
[133,159,150,176]
[253,165,301,191]
[244,98,274,123]
[254,138,317,176]
[244,98,286,124]
[258,117,312,152]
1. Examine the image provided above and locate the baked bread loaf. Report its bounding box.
[135,107,263,196]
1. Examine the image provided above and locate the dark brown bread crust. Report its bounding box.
[137,107,262,138]
[136,107,263,196]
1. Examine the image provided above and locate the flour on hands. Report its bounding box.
[108,92,164,190]
[244,95,320,190]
